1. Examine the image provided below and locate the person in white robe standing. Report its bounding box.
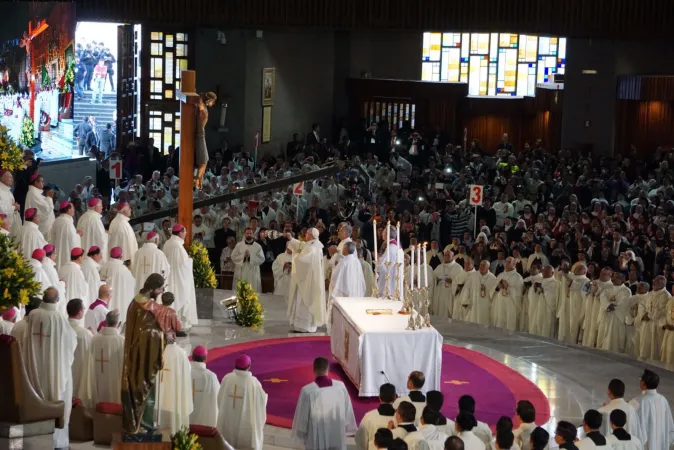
[27,248,50,294]
[358,247,375,297]
[453,259,476,321]
[355,383,398,450]
[529,266,559,338]
[598,379,644,443]
[635,276,670,361]
[600,272,632,353]
[0,307,18,334]
[433,251,463,319]
[108,202,139,264]
[286,228,326,333]
[24,287,77,449]
[77,198,109,263]
[328,223,353,289]
[42,244,66,306]
[565,264,590,344]
[85,284,111,334]
[626,283,649,358]
[24,173,55,239]
[216,354,267,449]
[328,242,366,329]
[189,346,220,428]
[100,247,136,320]
[582,267,613,348]
[59,247,91,313]
[231,228,265,293]
[555,261,573,342]
[131,231,170,292]
[16,208,47,258]
[520,264,542,334]
[376,227,404,298]
[83,310,124,408]
[163,224,198,331]
[660,294,674,369]
[67,298,93,405]
[157,343,193,436]
[607,409,643,450]
[634,369,674,450]
[492,258,523,331]
[81,246,103,307]
[577,410,609,450]
[292,357,357,450]
[404,407,449,450]
[272,243,293,297]
[50,201,82,271]
[460,261,496,326]
[10,299,40,348]
[0,169,22,237]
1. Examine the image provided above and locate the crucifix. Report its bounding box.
[95,348,109,374]
[192,378,203,401]
[19,19,49,120]
[32,322,50,349]
[141,257,151,273]
[228,384,243,409]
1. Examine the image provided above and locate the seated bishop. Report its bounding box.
[189,346,220,428]
[157,343,193,436]
[83,310,124,407]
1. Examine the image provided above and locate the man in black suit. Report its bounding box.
[306,124,320,146]
[85,127,99,155]
[75,117,92,156]
[99,123,116,156]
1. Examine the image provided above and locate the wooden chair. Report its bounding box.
[69,397,94,441]
[93,402,123,445]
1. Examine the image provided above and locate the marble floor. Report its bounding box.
[19,291,674,449]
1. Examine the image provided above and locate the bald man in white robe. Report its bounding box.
[530,265,559,338]
[461,260,496,325]
[492,257,523,331]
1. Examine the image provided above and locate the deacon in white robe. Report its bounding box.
[42,244,67,307]
[634,370,674,450]
[634,277,670,361]
[600,273,632,353]
[529,266,559,338]
[67,299,93,405]
[81,247,103,307]
[330,242,366,299]
[286,229,326,333]
[0,170,22,237]
[598,380,644,444]
[50,201,82,271]
[521,266,542,334]
[28,249,50,294]
[84,285,111,334]
[291,357,357,450]
[58,247,91,313]
[131,232,170,292]
[433,251,463,319]
[555,264,572,342]
[216,354,268,449]
[491,258,523,331]
[453,260,476,321]
[77,198,109,263]
[355,384,397,450]
[582,268,614,348]
[16,208,47,258]
[625,285,647,358]
[24,288,77,449]
[24,175,55,238]
[83,311,124,407]
[460,261,496,326]
[108,202,139,264]
[189,346,220,428]
[272,244,293,297]
[231,228,265,293]
[566,265,590,344]
[328,223,353,289]
[163,225,198,330]
[157,343,193,436]
[377,231,404,298]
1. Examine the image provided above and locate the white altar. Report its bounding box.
[330,296,443,397]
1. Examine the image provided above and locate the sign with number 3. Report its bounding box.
[469,185,483,206]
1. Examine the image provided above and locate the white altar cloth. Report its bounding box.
[330,296,443,397]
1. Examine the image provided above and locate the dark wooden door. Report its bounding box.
[116,24,140,149]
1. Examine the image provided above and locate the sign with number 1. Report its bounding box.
[469,185,483,206]
[110,158,123,180]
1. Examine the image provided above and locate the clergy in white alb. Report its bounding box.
[163,225,198,330]
[634,277,670,361]
[0,169,22,237]
[85,284,111,335]
[330,242,366,299]
[359,248,375,297]
[24,173,55,239]
[355,383,398,450]
[565,264,590,344]
[286,229,326,333]
[582,268,613,348]
[520,265,542,334]
[23,287,77,449]
[634,369,674,450]
[433,251,463,319]
[555,263,573,342]
[42,244,66,308]
[452,259,476,321]
[216,354,267,449]
[81,246,103,307]
[491,258,523,331]
[83,311,124,408]
[16,208,47,259]
[404,407,449,450]
[100,247,136,320]
[67,298,93,406]
[157,343,193,436]
[272,243,293,297]
[328,223,353,291]
[626,284,648,357]
[77,198,109,263]
[231,228,265,292]
[50,201,82,271]
[600,272,632,353]
[606,409,643,450]
[131,231,170,292]
[460,261,496,326]
[660,296,674,369]
[529,266,559,338]
[292,357,357,450]
[28,248,50,294]
[377,229,404,297]
[108,202,139,264]
[598,379,644,443]
[58,247,91,313]
[189,346,220,428]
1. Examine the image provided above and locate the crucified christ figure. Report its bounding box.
[194,91,217,190]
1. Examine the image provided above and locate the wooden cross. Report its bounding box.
[192,378,203,401]
[160,366,170,382]
[32,322,50,349]
[95,348,110,374]
[444,380,470,385]
[263,378,288,383]
[228,384,243,409]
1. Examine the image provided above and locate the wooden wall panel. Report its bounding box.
[615,100,674,155]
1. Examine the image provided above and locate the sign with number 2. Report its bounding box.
[469,185,483,206]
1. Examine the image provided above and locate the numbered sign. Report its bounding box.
[110,158,123,180]
[293,181,304,196]
[469,185,483,206]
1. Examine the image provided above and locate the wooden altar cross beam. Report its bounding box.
[176,70,201,247]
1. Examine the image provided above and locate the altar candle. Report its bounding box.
[386,221,390,252]
[410,245,415,290]
[416,245,421,289]
[373,220,377,262]
[423,243,428,287]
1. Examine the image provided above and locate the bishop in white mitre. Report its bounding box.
[0,169,22,237]
[24,287,77,449]
[231,228,265,292]
[77,198,109,264]
[42,244,67,307]
[25,173,55,238]
[100,247,136,321]
[163,225,198,330]
[520,264,542,333]
[28,248,50,295]
[461,260,496,326]
[600,272,632,353]
[131,231,170,292]
[58,247,90,313]
[292,357,357,450]
[634,369,674,450]
[216,354,267,449]
[287,229,326,333]
[85,284,111,334]
[582,268,614,348]
[68,298,93,405]
[635,276,670,361]
[272,243,293,297]
[81,246,103,307]
[433,250,463,319]
[377,228,404,297]
[491,257,523,331]
[16,208,47,259]
[50,201,82,271]
[157,343,193,436]
[452,259,475,321]
[529,266,559,338]
[83,310,124,407]
[108,202,138,264]
[189,346,220,428]
[564,264,590,344]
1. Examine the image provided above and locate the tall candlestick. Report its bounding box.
[396,222,401,248]
[410,245,415,290]
[386,221,390,251]
[416,245,421,289]
[373,220,378,263]
[423,243,428,287]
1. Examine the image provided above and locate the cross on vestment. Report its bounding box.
[95,348,110,374]
[141,257,151,272]
[192,378,203,401]
[228,384,243,409]
[32,322,50,348]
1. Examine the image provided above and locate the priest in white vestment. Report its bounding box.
[163,225,198,330]
[377,228,404,297]
[50,201,82,271]
[85,284,111,334]
[634,277,670,361]
[582,268,613,348]
[108,202,139,264]
[355,383,397,450]
[600,272,632,353]
[634,369,674,450]
[286,229,326,333]
[660,295,674,369]
[216,354,267,449]
[24,287,77,449]
[58,247,91,313]
[77,198,109,263]
[521,265,542,334]
[491,258,523,331]
[81,246,103,307]
[25,173,55,238]
[460,261,496,326]
[83,310,124,407]
[100,247,137,319]
[28,248,50,294]
[598,379,644,443]
[555,263,572,341]
[453,260,475,321]
[565,264,590,344]
[292,357,357,450]
[42,244,66,307]
[157,343,193,436]
[189,346,220,428]
[231,228,265,292]
[328,223,353,290]
[433,251,463,319]
[16,208,47,258]
[626,283,648,357]
[272,243,293,297]
[359,248,375,297]
[330,242,366,300]
[0,169,22,237]
[131,231,170,292]
[529,266,559,338]
[67,298,93,405]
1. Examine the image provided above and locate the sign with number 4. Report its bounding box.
[469,185,483,206]
[110,158,123,180]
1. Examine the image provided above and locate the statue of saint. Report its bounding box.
[194,92,217,190]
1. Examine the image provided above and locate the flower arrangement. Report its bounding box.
[0,124,24,172]
[171,426,202,450]
[188,241,217,289]
[40,63,51,89]
[235,280,264,328]
[0,234,42,308]
[20,117,34,148]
